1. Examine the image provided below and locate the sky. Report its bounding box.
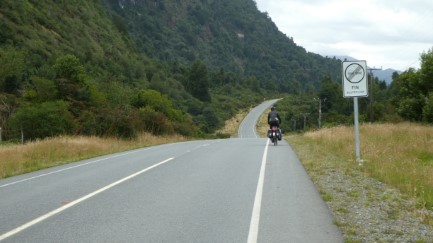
[254,0,433,71]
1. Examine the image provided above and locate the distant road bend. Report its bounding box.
[0,99,343,242]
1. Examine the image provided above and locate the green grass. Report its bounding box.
[287,122,433,224]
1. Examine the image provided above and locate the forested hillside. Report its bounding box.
[1,0,200,140]
[101,0,342,91]
[1,0,432,142]
[0,0,344,141]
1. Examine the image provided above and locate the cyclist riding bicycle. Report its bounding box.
[267,106,282,140]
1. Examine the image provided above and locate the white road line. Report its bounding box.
[252,121,258,138]
[238,117,246,138]
[0,149,147,188]
[0,157,174,241]
[247,139,269,243]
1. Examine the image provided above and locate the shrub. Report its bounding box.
[138,106,174,135]
[8,101,76,141]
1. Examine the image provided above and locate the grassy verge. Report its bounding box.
[286,123,433,225]
[0,107,253,179]
[256,110,270,137]
[216,108,251,137]
[0,133,187,178]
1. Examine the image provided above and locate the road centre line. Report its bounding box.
[0,157,174,241]
[247,139,269,243]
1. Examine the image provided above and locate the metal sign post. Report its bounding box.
[342,61,368,165]
[353,97,361,164]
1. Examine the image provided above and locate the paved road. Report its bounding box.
[0,100,342,242]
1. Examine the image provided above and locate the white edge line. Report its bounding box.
[0,157,174,241]
[238,116,246,138]
[247,139,269,243]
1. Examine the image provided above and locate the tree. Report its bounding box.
[388,49,433,123]
[394,69,424,121]
[8,101,76,140]
[419,48,433,93]
[24,76,58,102]
[422,93,433,123]
[0,46,25,93]
[53,54,86,84]
[132,89,186,120]
[397,96,424,121]
[318,76,349,115]
[138,106,173,135]
[53,54,93,116]
[183,61,211,102]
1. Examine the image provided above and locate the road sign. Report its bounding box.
[342,61,368,98]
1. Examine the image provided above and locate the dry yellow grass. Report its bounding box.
[1,108,255,179]
[295,122,433,209]
[216,109,251,137]
[1,106,258,178]
[0,133,187,178]
[256,111,269,137]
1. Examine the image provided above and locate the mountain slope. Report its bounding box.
[1,0,343,141]
[1,0,272,140]
[0,0,145,81]
[372,69,400,85]
[101,0,342,90]
[333,56,400,84]
[0,0,204,139]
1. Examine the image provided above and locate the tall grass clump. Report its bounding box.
[296,122,433,211]
[0,133,187,178]
[216,109,250,137]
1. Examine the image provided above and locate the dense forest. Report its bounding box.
[0,0,432,142]
[276,48,433,132]
[101,0,342,90]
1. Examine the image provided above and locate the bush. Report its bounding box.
[138,106,174,135]
[423,93,433,123]
[78,107,138,139]
[8,101,76,141]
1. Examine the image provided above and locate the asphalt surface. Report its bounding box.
[0,99,343,242]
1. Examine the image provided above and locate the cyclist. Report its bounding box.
[267,106,282,140]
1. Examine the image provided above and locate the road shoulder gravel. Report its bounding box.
[288,137,433,242]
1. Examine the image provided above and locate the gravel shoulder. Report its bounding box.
[288,137,433,242]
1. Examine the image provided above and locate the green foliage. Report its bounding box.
[24,76,58,102]
[319,76,350,114]
[397,96,424,121]
[8,101,76,140]
[101,0,342,90]
[183,61,211,102]
[422,93,433,123]
[391,48,433,123]
[0,45,25,93]
[4,0,430,142]
[53,54,86,84]
[420,48,433,92]
[138,106,174,135]
[0,93,19,130]
[193,105,221,133]
[133,89,188,122]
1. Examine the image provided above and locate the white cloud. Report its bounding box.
[255,0,433,70]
